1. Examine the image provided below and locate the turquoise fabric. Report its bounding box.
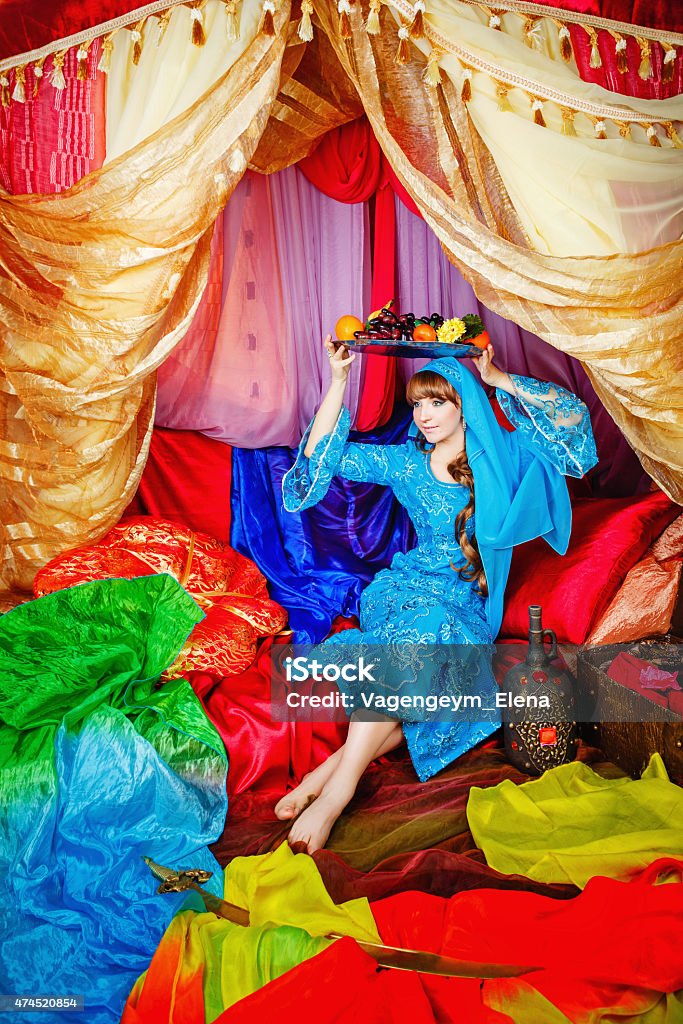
[282,369,597,781]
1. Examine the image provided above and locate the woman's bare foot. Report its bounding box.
[274,749,342,820]
[287,777,355,853]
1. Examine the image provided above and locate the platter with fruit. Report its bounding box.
[335,306,490,359]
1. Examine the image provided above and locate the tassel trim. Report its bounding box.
[366,0,381,34]
[409,0,425,40]
[558,25,572,62]
[585,26,601,69]
[190,5,207,47]
[97,34,115,73]
[495,80,512,112]
[488,9,501,30]
[423,46,442,87]
[645,123,661,146]
[11,65,26,103]
[156,9,172,44]
[130,21,145,65]
[616,120,631,140]
[0,74,10,107]
[299,0,314,41]
[523,17,542,50]
[560,107,576,136]
[531,97,546,127]
[593,118,607,139]
[636,37,651,80]
[460,66,472,102]
[338,0,352,39]
[664,121,683,148]
[613,33,627,74]
[396,23,411,63]
[661,43,676,84]
[32,58,45,97]
[76,40,91,81]
[260,0,276,35]
[49,50,67,89]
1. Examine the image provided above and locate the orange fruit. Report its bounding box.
[412,323,437,341]
[471,329,490,350]
[335,314,364,340]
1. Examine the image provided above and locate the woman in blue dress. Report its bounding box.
[276,334,597,852]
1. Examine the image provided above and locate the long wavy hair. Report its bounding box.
[406,370,488,597]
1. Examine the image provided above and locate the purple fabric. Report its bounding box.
[156,168,369,446]
[394,198,648,497]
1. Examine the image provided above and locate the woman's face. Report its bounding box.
[412,395,462,444]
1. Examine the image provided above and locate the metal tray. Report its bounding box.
[338,338,483,359]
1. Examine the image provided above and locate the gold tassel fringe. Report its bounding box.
[613,33,627,74]
[495,81,512,112]
[558,25,572,62]
[423,47,442,87]
[131,21,145,65]
[409,0,425,39]
[50,50,67,89]
[646,124,661,146]
[76,41,91,81]
[338,1,352,40]
[616,120,631,140]
[664,121,683,148]
[531,98,546,127]
[191,6,207,46]
[637,37,651,80]
[299,0,314,40]
[11,65,26,103]
[32,58,45,97]
[396,24,411,63]
[98,35,114,73]
[366,0,380,34]
[225,1,239,40]
[661,43,676,84]
[460,67,472,102]
[593,118,607,139]
[0,75,10,107]
[560,107,576,136]
[156,9,172,44]
[261,0,276,35]
[586,27,601,69]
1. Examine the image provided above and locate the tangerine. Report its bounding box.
[471,329,490,350]
[412,323,437,341]
[335,314,364,340]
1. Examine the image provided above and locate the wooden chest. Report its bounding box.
[576,640,683,785]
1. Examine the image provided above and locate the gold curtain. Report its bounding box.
[0,4,291,595]
[309,1,683,504]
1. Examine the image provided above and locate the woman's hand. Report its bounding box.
[325,335,355,384]
[472,343,516,396]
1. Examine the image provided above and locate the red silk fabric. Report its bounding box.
[125,426,232,543]
[0,46,105,194]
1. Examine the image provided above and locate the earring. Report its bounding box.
[462,418,467,431]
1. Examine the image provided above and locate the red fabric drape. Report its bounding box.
[125,426,232,542]
[0,46,105,194]
[299,119,399,430]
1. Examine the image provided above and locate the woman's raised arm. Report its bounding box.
[304,336,355,457]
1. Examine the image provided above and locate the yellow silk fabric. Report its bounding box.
[312,1,683,504]
[466,754,683,888]
[0,3,290,594]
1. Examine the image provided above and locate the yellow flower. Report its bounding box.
[436,317,467,344]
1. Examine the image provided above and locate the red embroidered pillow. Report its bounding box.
[500,491,680,644]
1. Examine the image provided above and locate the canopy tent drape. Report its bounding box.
[0,0,681,599]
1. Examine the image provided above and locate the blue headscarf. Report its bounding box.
[409,358,572,637]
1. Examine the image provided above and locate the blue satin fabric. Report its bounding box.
[230,407,415,643]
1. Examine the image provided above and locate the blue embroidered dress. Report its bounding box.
[283,371,597,781]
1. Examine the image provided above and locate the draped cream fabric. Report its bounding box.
[0,0,290,594]
[310,0,683,503]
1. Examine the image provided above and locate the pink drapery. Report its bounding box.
[155,167,370,445]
